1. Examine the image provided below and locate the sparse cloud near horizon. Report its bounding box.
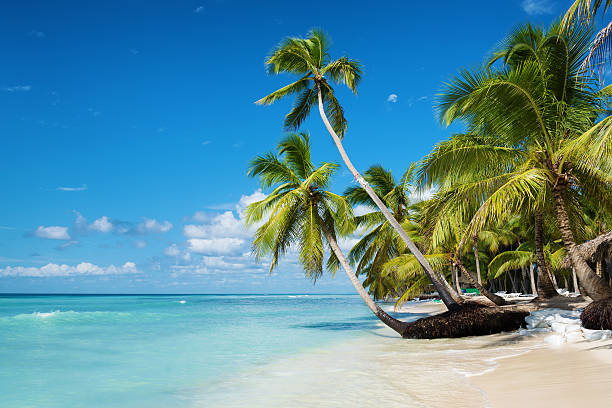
[387,93,398,103]
[74,212,173,236]
[57,184,87,192]
[521,0,556,15]
[90,216,113,233]
[0,261,139,277]
[2,85,31,92]
[33,226,70,240]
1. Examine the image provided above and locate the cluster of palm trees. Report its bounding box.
[247,19,612,336]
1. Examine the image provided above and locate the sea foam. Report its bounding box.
[520,308,612,345]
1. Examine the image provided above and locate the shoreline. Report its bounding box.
[204,300,612,407]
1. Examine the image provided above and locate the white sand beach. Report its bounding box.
[471,343,612,407]
[196,301,612,408]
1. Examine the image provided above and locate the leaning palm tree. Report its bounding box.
[245,132,408,335]
[338,164,453,300]
[434,22,612,300]
[256,29,460,310]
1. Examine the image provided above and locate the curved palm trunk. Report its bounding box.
[473,236,482,285]
[534,211,558,298]
[551,185,612,300]
[455,259,507,306]
[316,85,462,311]
[321,224,408,336]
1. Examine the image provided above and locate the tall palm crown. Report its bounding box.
[427,22,612,298]
[427,22,607,241]
[245,132,353,280]
[256,29,361,137]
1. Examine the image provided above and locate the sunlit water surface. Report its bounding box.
[0,294,541,407]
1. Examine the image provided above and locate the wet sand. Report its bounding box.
[195,301,612,407]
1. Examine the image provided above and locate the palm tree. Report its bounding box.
[561,0,612,70]
[245,132,408,335]
[433,22,612,300]
[337,164,460,301]
[256,29,461,310]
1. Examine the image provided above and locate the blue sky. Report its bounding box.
[0,0,572,293]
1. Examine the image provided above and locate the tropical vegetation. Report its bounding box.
[252,9,612,337]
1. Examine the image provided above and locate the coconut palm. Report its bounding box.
[245,132,408,335]
[256,29,461,310]
[433,22,612,300]
[561,0,612,70]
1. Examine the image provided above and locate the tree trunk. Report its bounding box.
[473,236,482,285]
[455,259,507,306]
[572,267,580,295]
[511,271,519,293]
[551,185,612,300]
[321,224,408,336]
[316,85,462,310]
[551,272,559,290]
[529,263,538,296]
[451,264,459,294]
[520,266,528,293]
[534,211,558,298]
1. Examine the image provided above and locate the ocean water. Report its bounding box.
[0,294,543,407]
[0,294,393,407]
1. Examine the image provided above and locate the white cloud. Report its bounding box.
[135,240,147,248]
[184,211,245,238]
[194,5,204,13]
[236,189,267,215]
[90,216,113,233]
[74,212,172,236]
[74,211,87,230]
[29,30,45,38]
[137,218,173,234]
[187,238,245,255]
[34,226,70,240]
[57,184,87,191]
[201,140,212,146]
[164,244,181,257]
[521,0,555,15]
[0,261,139,277]
[184,190,267,239]
[2,85,31,92]
[387,93,398,103]
[57,240,79,250]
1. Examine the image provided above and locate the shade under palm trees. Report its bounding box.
[245,132,408,335]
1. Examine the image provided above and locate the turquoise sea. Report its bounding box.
[1,294,547,407]
[0,294,391,407]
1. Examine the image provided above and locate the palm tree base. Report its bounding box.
[581,298,612,330]
[401,303,529,339]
